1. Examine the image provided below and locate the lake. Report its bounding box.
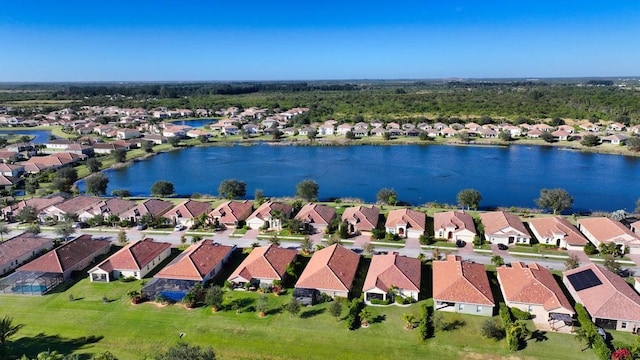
[0,129,52,143]
[82,144,640,212]
[168,119,217,128]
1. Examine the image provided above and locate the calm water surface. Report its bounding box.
[83,144,640,212]
[0,129,52,143]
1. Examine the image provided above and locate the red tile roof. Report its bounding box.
[228,245,297,282]
[209,200,254,225]
[433,255,494,306]
[363,253,420,293]
[18,235,110,274]
[294,203,336,225]
[528,216,587,246]
[295,244,360,293]
[480,211,529,237]
[163,199,212,220]
[121,199,174,219]
[53,196,103,214]
[155,240,234,281]
[0,233,53,267]
[578,217,640,245]
[498,262,574,313]
[248,201,293,221]
[91,239,171,272]
[341,205,379,231]
[564,263,640,321]
[433,210,477,235]
[385,209,426,231]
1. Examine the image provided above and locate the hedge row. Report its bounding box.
[575,303,611,360]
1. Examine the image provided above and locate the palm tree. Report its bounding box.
[574,327,596,351]
[359,309,371,327]
[0,222,9,242]
[0,315,24,347]
[402,313,416,330]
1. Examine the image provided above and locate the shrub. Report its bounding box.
[346,298,364,330]
[510,307,532,320]
[419,234,435,245]
[119,276,137,283]
[499,303,513,327]
[481,318,505,340]
[370,299,390,305]
[584,242,598,255]
[417,303,434,340]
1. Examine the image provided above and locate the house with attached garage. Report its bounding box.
[480,211,531,246]
[384,209,426,239]
[498,262,575,332]
[294,203,336,234]
[227,244,297,289]
[163,199,212,228]
[363,253,421,304]
[433,210,477,243]
[527,216,588,250]
[0,233,54,276]
[209,200,254,229]
[341,205,380,236]
[246,201,293,230]
[120,198,174,225]
[564,263,640,332]
[433,255,495,316]
[88,239,172,282]
[295,244,359,299]
[577,217,640,254]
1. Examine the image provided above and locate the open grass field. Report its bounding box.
[0,276,598,360]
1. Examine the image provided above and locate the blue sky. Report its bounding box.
[1,1,639,81]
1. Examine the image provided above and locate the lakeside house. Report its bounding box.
[209,200,254,229]
[293,203,336,234]
[88,239,172,282]
[295,244,359,299]
[227,245,297,289]
[527,216,588,250]
[564,264,640,332]
[498,262,574,331]
[480,211,531,246]
[433,255,495,316]
[433,210,477,243]
[246,201,293,231]
[341,205,380,236]
[163,199,212,228]
[384,209,426,239]
[577,217,640,254]
[362,253,421,303]
[120,199,175,225]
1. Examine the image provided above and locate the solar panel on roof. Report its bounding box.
[567,269,602,292]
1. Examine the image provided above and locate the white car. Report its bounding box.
[174,224,186,231]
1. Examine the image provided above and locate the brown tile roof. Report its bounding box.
[385,209,426,231]
[528,216,587,246]
[433,255,495,306]
[363,253,420,293]
[18,235,111,274]
[498,262,574,313]
[433,210,477,235]
[163,199,212,220]
[121,199,174,219]
[480,211,529,237]
[578,217,640,244]
[341,205,380,231]
[228,245,297,282]
[155,240,234,281]
[0,175,20,186]
[54,196,103,214]
[294,203,336,225]
[295,244,360,292]
[3,195,66,214]
[22,163,52,173]
[91,239,171,272]
[564,263,640,321]
[209,200,254,225]
[86,198,136,217]
[0,233,53,267]
[248,201,293,221]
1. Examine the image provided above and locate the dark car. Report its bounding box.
[619,269,631,278]
[135,223,147,230]
[497,244,508,251]
[455,240,466,248]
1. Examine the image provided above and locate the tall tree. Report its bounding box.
[16,205,37,223]
[580,135,600,147]
[151,180,175,197]
[53,167,78,193]
[0,223,9,242]
[376,188,398,205]
[296,179,319,202]
[457,189,482,210]
[0,315,24,347]
[54,222,75,240]
[535,188,574,214]
[284,298,301,317]
[564,253,580,270]
[218,179,246,199]
[113,148,127,163]
[86,157,102,173]
[85,173,109,195]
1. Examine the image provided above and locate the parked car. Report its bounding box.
[619,269,631,278]
[497,244,508,251]
[455,240,466,248]
[135,223,147,230]
[174,224,186,231]
[72,222,89,229]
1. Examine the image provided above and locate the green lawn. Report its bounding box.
[0,276,597,360]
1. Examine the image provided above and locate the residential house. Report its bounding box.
[0,233,54,276]
[551,130,571,141]
[362,253,421,303]
[222,125,239,135]
[440,127,458,137]
[577,217,640,254]
[246,201,293,230]
[93,143,127,155]
[631,220,640,235]
[480,211,531,246]
[317,124,335,136]
[433,210,477,243]
[209,200,254,229]
[564,264,640,332]
[384,209,426,239]
[608,122,626,132]
[432,255,495,316]
[336,124,353,136]
[88,239,172,282]
[40,196,103,222]
[527,129,543,138]
[528,216,588,250]
[602,133,630,145]
[77,198,137,222]
[0,163,24,177]
[341,205,380,236]
[116,129,140,140]
[227,245,297,288]
[120,199,174,224]
[1,194,67,222]
[295,244,360,299]
[294,203,336,234]
[141,240,235,301]
[163,199,212,228]
[498,262,575,331]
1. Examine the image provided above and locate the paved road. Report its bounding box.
[6,224,637,276]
